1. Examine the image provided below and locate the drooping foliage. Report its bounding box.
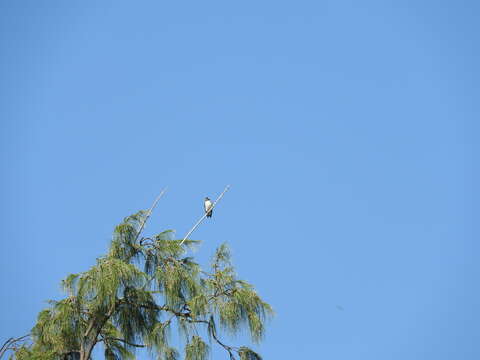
[10,209,272,360]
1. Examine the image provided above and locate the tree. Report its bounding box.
[7,191,273,360]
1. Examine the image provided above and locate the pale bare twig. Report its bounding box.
[180,185,231,245]
[135,188,167,242]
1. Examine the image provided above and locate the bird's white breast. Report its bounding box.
[204,200,212,210]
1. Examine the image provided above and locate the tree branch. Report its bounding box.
[101,337,146,348]
[180,185,231,245]
[83,301,117,360]
[0,335,30,359]
[118,295,244,360]
[188,319,237,359]
[136,188,167,243]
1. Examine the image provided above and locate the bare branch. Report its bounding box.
[135,188,167,242]
[0,339,12,358]
[0,335,30,359]
[180,185,231,245]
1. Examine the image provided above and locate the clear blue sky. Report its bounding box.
[0,1,477,359]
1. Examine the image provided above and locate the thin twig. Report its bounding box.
[0,339,12,358]
[0,335,30,359]
[180,185,231,245]
[135,188,167,242]
[101,336,146,348]
[187,319,237,359]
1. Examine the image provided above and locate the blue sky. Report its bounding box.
[0,1,477,359]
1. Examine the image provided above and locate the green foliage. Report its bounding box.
[8,345,56,360]
[238,347,262,360]
[161,347,179,360]
[207,244,273,343]
[185,336,209,360]
[10,208,272,360]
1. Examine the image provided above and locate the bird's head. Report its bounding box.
[204,197,210,201]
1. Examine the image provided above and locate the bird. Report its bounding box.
[204,197,213,218]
